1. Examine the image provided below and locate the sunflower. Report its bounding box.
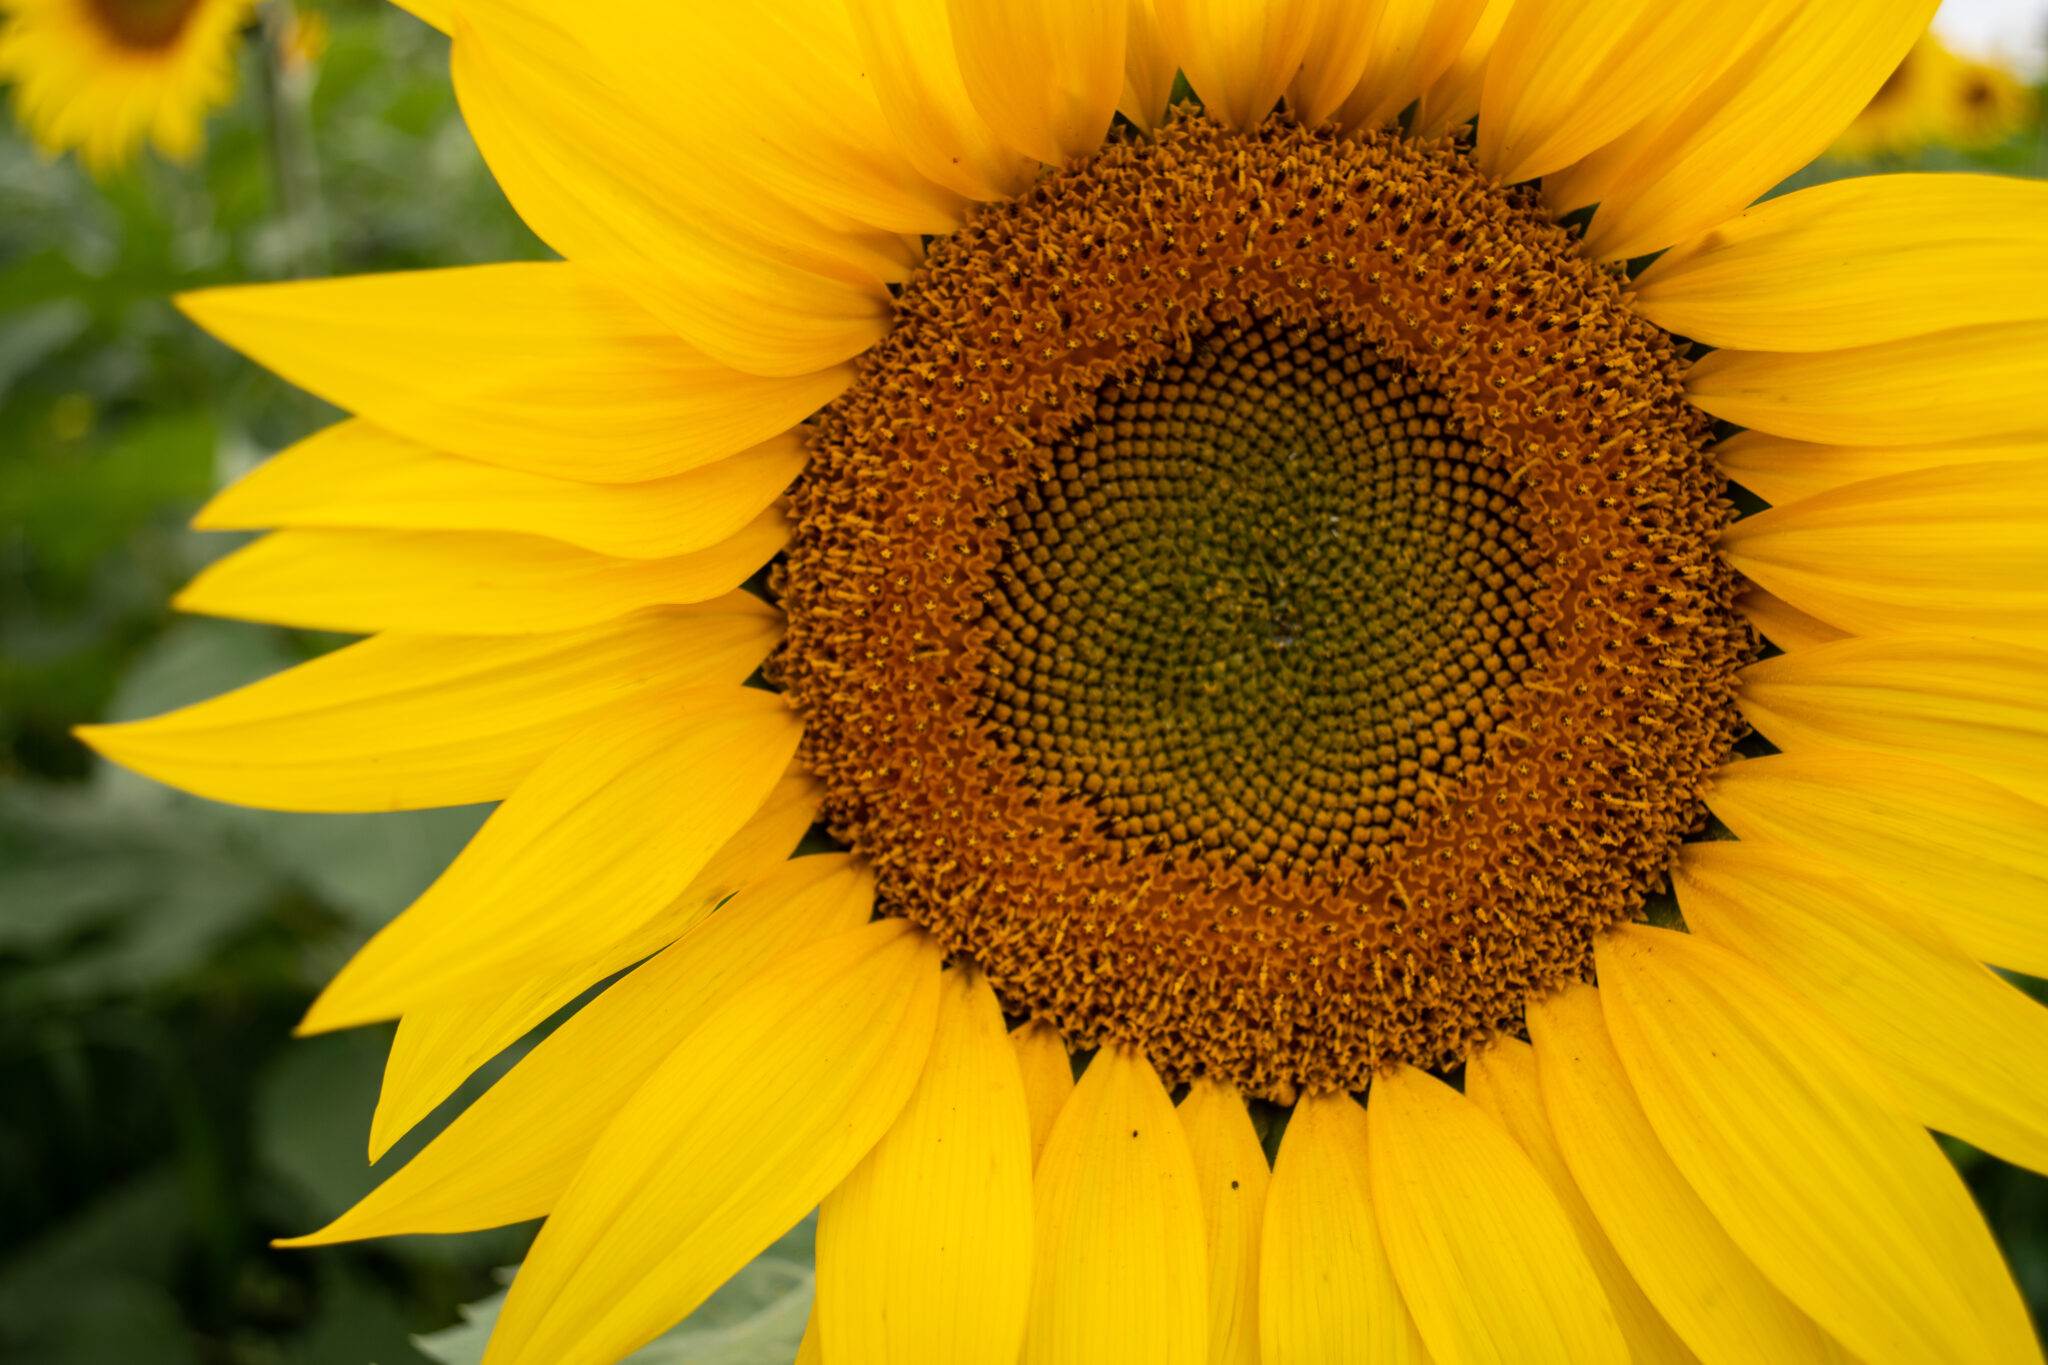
[0,0,250,174]
[1832,30,2037,160]
[78,0,2048,1361]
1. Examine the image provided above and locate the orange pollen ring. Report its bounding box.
[774,114,1754,1098]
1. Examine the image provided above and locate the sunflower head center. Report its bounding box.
[86,0,206,49]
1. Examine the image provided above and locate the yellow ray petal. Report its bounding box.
[482,920,943,1365]
[817,966,1033,1365]
[1011,1019,1075,1170]
[1413,0,1511,136]
[1718,459,2048,648]
[281,855,877,1244]
[1578,0,1936,261]
[197,420,805,562]
[1688,322,2048,447]
[1526,982,1848,1365]
[1735,585,1849,653]
[1677,841,2048,1177]
[949,0,1126,164]
[1709,751,2048,978]
[366,774,822,1158]
[1328,0,1491,135]
[1739,636,2048,807]
[795,1306,821,1365]
[1717,430,2048,507]
[845,0,1037,201]
[1119,0,1176,132]
[1368,1064,1629,1365]
[1157,0,1318,132]
[73,596,777,814]
[1023,1043,1208,1365]
[177,266,846,483]
[1177,1080,1267,1365]
[1259,1089,1426,1365]
[1596,925,2040,1365]
[1466,1039,1700,1365]
[451,11,895,378]
[301,688,802,1032]
[1632,175,2048,353]
[175,514,786,637]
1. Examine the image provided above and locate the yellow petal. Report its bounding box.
[845,0,1037,201]
[817,966,1033,1365]
[73,596,776,813]
[1011,1019,1075,1170]
[1739,636,2048,808]
[1413,0,1512,136]
[483,920,943,1365]
[1717,429,2048,507]
[1578,0,1936,261]
[1368,1064,1629,1365]
[1526,982,1848,1365]
[197,419,805,562]
[795,1306,822,1365]
[1632,174,2048,352]
[177,266,846,482]
[1677,841,2048,1176]
[176,514,786,636]
[1688,321,2048,446]
[1177,1080,1267,1365]
[1259,1089,1427,1365]
[281,855,877,1243]
[1466,1039,1700,1365]
[1717,459,2048,648]
[301,688,801,1032]
[366,774,822,1158]
[1119,0,1177,132]
[1735,584,1849,653]
[1023,1043,1208,1365]
[948,0,1126,164]
[1328,0,1492,134]
[1157,0,1318,132]
[1596,924,2040,1365]
[1709,751,2048,978]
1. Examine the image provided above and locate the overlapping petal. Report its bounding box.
[1177,1080,1267,1365]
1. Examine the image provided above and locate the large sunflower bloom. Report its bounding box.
[80,1,2048,1362]
[0,0,249,174]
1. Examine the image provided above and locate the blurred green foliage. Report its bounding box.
[1,7,2045,1364]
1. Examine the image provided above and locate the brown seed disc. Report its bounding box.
[773,113,1754,1098]
[85,0,206,49]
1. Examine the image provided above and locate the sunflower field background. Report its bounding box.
[1,2,2047,1363]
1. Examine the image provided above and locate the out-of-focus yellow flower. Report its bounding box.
[1947,52,2036,149]
[1834,32,2036,159]
[0,0,252,176]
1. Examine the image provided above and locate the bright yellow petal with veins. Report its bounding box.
[452,13,895,378]
[365,775,822,1158]
[1735,585,1850,653]
[1687,321,2048,446]
[1260,1089,1426,1365]
[280,856,877,1243]
[1717,459,2048,648]
[1739,636,2048,807]
[73,597,777,814]
[1526,983,1848,1365]
[1678,842,2048,1176]
[1709,751,2048,978]
[1413,0,1511,136]
[1287,0,1376,128]
[846,0,1037,201]
[175,514,787,637]
[1011,1020,1075,1170]
[197,420,805,562]
[482,921,943,1365]
[817,966,1033,1365]
[1330,0,1490,134]
[1177,1080,1267,1365]
[1158,0,1318,132]
[1121,0,1176,132]
[1369,1065,1629,1365]
[300,688,801,1032]
[1023,1043,1208,1365]
[177,266,849,483]
[1717,430,2048,507]
[1580,0,1935,261]
[1596,925,2041,1365]
[1632,175,2048,352]
[1466,1040,1700,1365]
[949,0,1126,163]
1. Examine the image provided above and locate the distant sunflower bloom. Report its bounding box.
[1833,31,2036,159]
[1947,51,2035,150]
[80,1,2048,1363]
[0,0,249,174]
